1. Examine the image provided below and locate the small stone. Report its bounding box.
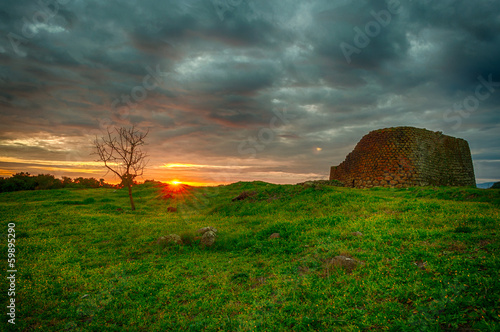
[197,227,217,234]
[352,231,363,237]
[327,255,364,273]
[269,233,280,239]
[157,234,182,248]
[196,226,218,247]
[414,260,427,270]
[201,230,217,247]
[232,191,257,201]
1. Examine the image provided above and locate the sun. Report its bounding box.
[160,179,188,198]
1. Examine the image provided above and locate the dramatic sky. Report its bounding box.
[1,0,499,185]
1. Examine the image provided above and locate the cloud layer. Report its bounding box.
[0,0,499,184]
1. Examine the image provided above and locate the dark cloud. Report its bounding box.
[0,0,499,184]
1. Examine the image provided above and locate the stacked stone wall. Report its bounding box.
[329,127,475,188]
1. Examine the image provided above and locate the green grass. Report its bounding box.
[1,182,499,331]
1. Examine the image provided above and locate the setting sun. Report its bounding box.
[170,180,182,185]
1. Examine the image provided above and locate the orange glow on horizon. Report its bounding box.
[162,179,225,187]
[156,177,227,187]
[65,178,224,187]
[0,167,228,187]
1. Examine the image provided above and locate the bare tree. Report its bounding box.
[94,126,149,211]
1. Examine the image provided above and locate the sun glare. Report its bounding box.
[160,179,189,198]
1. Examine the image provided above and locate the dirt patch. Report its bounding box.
[323,255,364,275]
[232,191,257,202]
[447,242,467,253]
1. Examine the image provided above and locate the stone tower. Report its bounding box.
[329,127,475,188]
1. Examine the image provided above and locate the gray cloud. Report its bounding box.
[0,0,499,184]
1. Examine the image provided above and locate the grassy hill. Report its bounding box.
[1,182,499,331]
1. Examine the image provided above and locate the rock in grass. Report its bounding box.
[231,190,257,202]
[201,230,217,247]
[197,227,217,247]
[327,256,364,273]
[157,234,182,248]
[414,260,427,270]
[197,227,217,234]
[269,233,280,239]
[352,231,364,237]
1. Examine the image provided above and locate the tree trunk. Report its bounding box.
[128,184,136,211]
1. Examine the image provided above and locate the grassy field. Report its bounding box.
[1,181,499,331]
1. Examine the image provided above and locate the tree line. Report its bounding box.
[0,172,117,193]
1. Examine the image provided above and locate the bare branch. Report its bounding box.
[93,126,149,211]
